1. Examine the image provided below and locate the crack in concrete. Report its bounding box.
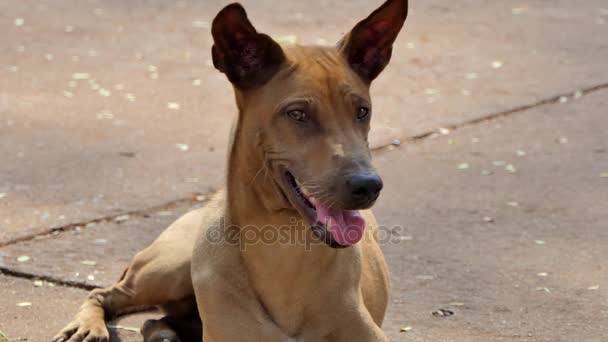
[372,82,608,150]
[0,266,99,291]
[0,192,213,248]
[1,81,607,291]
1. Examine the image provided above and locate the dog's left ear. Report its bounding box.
[339,0,408,83]
[211,3,286,89]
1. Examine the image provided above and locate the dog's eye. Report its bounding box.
[356,106,370,121]
[287,109,308,122]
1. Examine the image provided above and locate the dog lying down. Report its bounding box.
[53,1,408,341]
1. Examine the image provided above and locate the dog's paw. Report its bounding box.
[52,319,109,342]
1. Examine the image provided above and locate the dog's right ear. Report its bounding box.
[211,3,286,89]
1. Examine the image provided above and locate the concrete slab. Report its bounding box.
[2,0,607,242]
[0,274,158,342]
[0,203,198,288]
[374,91,608,340]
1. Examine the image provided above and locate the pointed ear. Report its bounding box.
[211,3,286,89]
[339,0,408,82]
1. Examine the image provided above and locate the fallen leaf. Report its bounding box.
[536,287,551,293]
[192,79,202,86]
[147,65,158,72]
[72,73,90,80]
[505,164,517,173]
[457,163,470,170]
[176,143,189,151]
[87,275,95,281]
[191,20,210,28]
[535,240,546,245]
[558,96,568,104]
[448,302,465,307]
[96,110,114,120]
[465,72,478,79]
[63,91,74,98]
[588,285,600,290]
[16,302,32,307]
[33,280,44,287]
[491,61,503,69]
[537,272,548,277]
[17,255,31,263]
[573,90,583,99]
[481,170,493,176]
[0,329,8,342]
[274,35,299,45]
[511,7,525,15]
[14,18,25,26]
[168,102,180,110]
[114,214,130,222]
[399,326,413,333]
[492,161,506,167]
[516,150,527,157]
[81,260,97,266]
[438,127,450,135]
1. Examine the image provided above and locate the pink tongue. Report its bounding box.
[310,198,366,246]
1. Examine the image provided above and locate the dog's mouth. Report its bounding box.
[280,170,366,249]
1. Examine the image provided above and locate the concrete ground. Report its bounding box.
[1,0,607,341]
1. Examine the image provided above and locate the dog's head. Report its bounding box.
[212,0,408,248]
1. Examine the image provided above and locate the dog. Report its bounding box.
[53,1,408,341]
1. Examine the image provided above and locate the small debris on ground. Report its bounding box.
[176,143,189,152]
[16,302,32,307]
[588,285,600,290]
[17,255,31,263]
[399,326,413,333]
[114,214,130,222]
[432,308,455,317]
[81,260,97,266]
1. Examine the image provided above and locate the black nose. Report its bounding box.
[346,173,383,207]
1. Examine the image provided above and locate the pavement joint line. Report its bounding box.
[0,191,215,248]
[372,81,608,151]
[0,266,99,291]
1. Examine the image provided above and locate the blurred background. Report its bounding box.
[1,0,607,341]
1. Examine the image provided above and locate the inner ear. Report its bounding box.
[339,0,408,82]
[211,3,286,89]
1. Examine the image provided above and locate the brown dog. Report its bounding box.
[53,1,408,341]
